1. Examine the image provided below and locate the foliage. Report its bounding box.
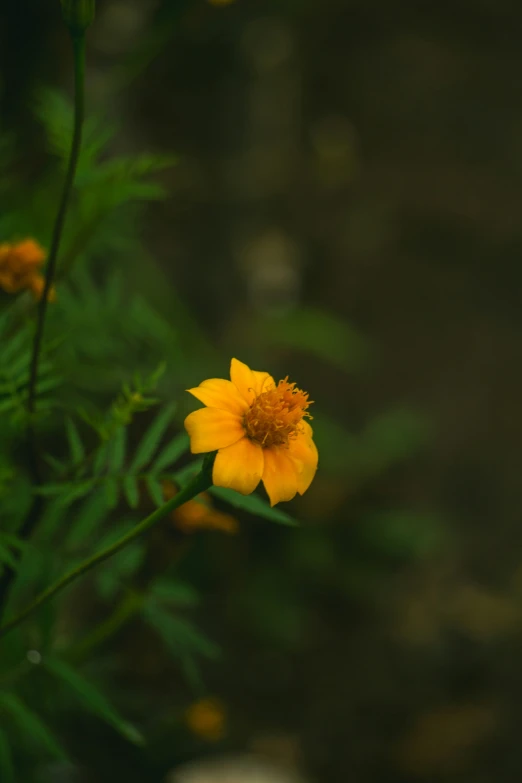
[0,13,446,782]
[0,84,306,778]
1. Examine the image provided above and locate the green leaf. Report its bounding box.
[104,477,119,509]
[93,441,109,475]
[65,417,85,466]
[130,402,177,473]
[123,475,140,509]
[173,459,203,487]
[96,539,144,600]
[145,475,164,507]
[143,603,219,660]
[149,578,199,607]
[42,452,68,474]
[0,397,16,414]
[209,487,298,526]
[109,426,127,473]
[34,482,70,497]
[0,533,25,551]
[0,729,15,783]
[66,492,111,550]
[0,541,18,570]
[57,480,96,509]
[150,432,189,474]
[0,692,67,760]
[45,657,144,746]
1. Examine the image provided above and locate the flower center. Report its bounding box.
[243,378,312,448]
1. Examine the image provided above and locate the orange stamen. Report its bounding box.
[243,377,313,448]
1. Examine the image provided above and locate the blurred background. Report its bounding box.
[3,0,522,781]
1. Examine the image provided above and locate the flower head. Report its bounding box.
[0,239,55,301]
[184,358,318,506]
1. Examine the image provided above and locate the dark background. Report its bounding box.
[3,1,522,781]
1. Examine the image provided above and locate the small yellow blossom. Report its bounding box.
[163,482,238,534]
[0,239,55,301]
[185,698,227,742]
[184,358,318,506]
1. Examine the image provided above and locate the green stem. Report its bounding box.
[0,464,213,639]
[0,32,87,624]
[27,32,86,417]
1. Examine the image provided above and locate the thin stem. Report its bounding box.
[27,32,85,417]
[0,466,213,639]
[0,33,87,623]
[67,535,192,662]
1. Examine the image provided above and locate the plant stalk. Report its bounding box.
[0,32,87,623]
[27,32,86,418]
[0,465,213,639]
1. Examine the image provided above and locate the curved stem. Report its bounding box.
[0,33,87,624]
[27,32,86,417]
[0,466,213,639]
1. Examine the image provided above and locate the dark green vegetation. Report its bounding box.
[1,1,522,781]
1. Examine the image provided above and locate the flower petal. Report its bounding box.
[213,437,264,495]
[184,407,245,453]
[261,447,300,506]
[230,358,275,404]
[230,358,257,404]
[288,429,318,495]
[187,378,248,416]
[252,370,275,395]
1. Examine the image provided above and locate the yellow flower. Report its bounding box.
[185,698,227,742]
[163,482,239,534]
[0,239,55,301]
[184,358,318,506]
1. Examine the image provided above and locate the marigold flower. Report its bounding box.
[0,239,55,301]
[184,358,318,506]
[163,482,238,534]
[185,698,227,742]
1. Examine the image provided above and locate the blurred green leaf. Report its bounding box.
[151,432,190,474]
[45,657,144,746]
[149,578,199,607]
[173,460,203,487]
[145,475,164,508]
[143,603,219,660]
[96,541,144,600]
[109,426,127,474]
[58,480,96,509]
[130,402,177,473]
[65,492,111,550]
[93,441,109,475]
[123,475,140,509]
[209,486,298,526]
[104,477,119,509]
[65,417,85,467]
[0,693,67,760]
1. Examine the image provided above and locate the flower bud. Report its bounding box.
[60,0,95,34]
